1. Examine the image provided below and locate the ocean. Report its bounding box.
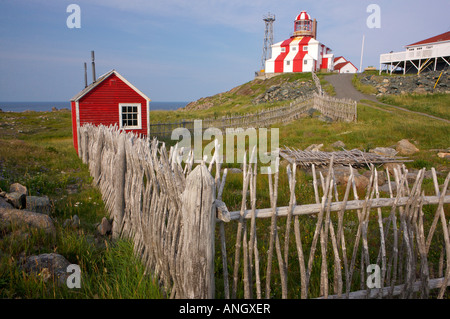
[0,101,190,112]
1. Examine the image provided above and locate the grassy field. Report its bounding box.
[379,93,450,121]
[0,110,162,299]
[0,75,449,298]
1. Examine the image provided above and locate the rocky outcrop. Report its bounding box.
[252,80,316,104]
[0,183,55,235]
[358,70,450,96]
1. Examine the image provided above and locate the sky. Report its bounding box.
[0,0,449,103]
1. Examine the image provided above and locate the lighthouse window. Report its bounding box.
[304,60,308,65]
[303,46,308,51]
[286,61,291,66]
[119,103,142,130]
[281,47,286,52]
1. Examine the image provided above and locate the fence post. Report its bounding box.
[112,133,126,239]
[81,128,89,164]
[178,163,216,298]
[93,128,104,184]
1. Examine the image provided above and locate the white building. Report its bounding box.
[265,11,337,74]
[379,31,450,74]
[333,57,358,74]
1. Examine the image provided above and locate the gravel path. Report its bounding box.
[325,74,450,124]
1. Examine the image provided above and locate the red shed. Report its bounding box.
[70,69,151,155]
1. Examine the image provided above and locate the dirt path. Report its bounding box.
[325,74,450,124]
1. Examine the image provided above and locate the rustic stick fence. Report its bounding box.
[78,124,450,299]
[149,94,357,139]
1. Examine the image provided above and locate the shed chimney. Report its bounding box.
[84,62,88,88]
[91,51,96,83]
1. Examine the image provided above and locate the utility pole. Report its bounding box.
[359,34,365,73]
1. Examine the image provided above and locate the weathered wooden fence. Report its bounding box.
[78,124,450,299]
[149,94,357,139]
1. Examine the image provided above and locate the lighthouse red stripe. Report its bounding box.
[274,38,294,73]
[292,37,311,72]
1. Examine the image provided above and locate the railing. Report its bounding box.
[149,94,357,139]
[380,45,450,64]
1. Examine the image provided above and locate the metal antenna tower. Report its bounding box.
[261,12,275,72]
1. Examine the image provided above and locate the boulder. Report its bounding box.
[26,196,51,214]
[396,139,419,155]
[0,207,55,235]
[369,147,398,157]
[22,253,71,286]
[5,192,26,209]
[0,197,14,209]
[362,170,387,186]
[437,152,450,160]
[331,141,346,149]
[9,183,27,196]
[383,163,402,175]
[63,215,80,229]
[97,217,112,236]
[379,182,397,194]
[305,144,323,152]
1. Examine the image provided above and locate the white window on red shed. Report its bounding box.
[119,103,142,130]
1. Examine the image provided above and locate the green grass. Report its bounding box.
[352,74,378,95]
[0,110,164,299]
[379,93,450,121]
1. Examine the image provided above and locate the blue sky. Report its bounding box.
[0,0,449,102]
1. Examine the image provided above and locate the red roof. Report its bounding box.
[334,61,358,71]
[334,56,345,63]
[406,31,450,47]
[296,11,311,21]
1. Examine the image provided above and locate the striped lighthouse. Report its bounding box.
[265,11,335,74]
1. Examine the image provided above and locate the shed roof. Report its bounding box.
[71,69,151,102]
[334,61,358,71]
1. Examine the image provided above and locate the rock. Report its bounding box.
[396,139,419,155]
[379,182,397,194]
[9,183,27,196]
[406,172,419,184]
[227,168,243,174]
[369,147,398,157]
[26,196,51,214]
[51,107,58,112]
[354,174,370,190]
[5,192,26,209]
[334,170,370,190]
[0,197,14,209]
[22,253,71,286]
[413,87,427,94]
[437,152,450,160]
[63,215,80,228]
[331,141,346,149]
[383,163,401,174]
[66,184,79,195]
[362,170,387,186]
[97,217,112,236]
[305,144,323,152]
[0,207,55,235]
